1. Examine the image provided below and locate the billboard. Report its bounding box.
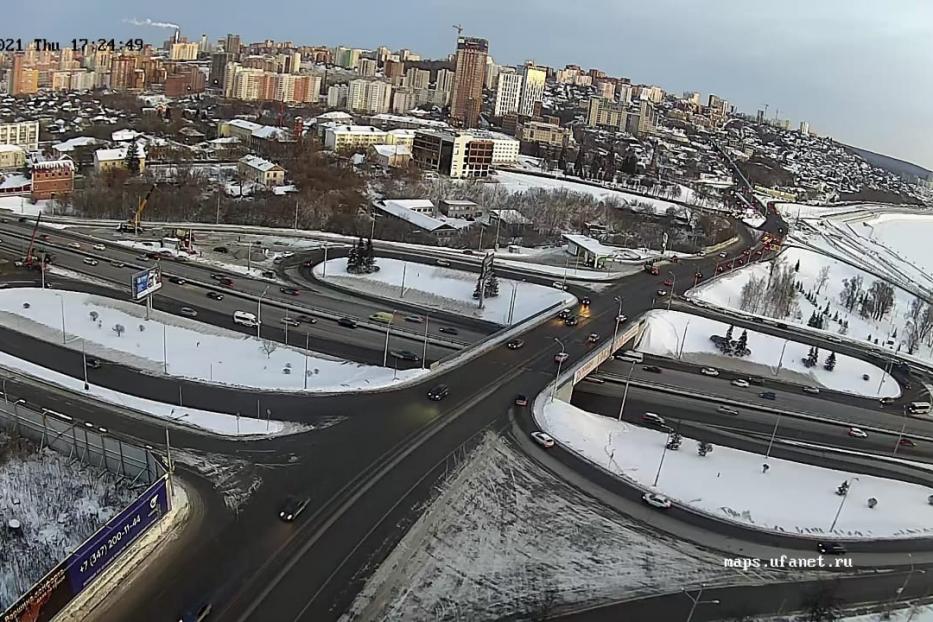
[3,478,170,622]
[131,267,162,300]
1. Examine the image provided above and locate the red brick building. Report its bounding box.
[31,159,75,200]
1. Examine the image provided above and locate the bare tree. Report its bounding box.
[260,339,278,358]
[815,265,831,295]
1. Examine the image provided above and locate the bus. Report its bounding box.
[908,402,931,415]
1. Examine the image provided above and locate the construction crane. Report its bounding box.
[21,213,43,269]
[118,184,156,233]
[452,24,463,37]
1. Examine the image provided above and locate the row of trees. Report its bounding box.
[737,260,797,318]
[839,275,896,321]
[709,325,750,357]
[346,237,378,274]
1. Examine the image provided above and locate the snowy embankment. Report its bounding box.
[688,243,933,364]
[0,432,135,610]
[342,432,779,621]
[313,257,575,325]
[0,288,424,393]
[636,310,900,398]
[539,399,933,540]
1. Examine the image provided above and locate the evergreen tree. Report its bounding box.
[346,244,360,272]
[666,432,682,451]
[794,259,800,272]
[573,149,586,177]
[364,237,375,271]
[736,329,748,355]
[725,325,734,344]
[824,351,836,371]
[485,271,500,297]
[124,138,141,175]
[557,147,567,173]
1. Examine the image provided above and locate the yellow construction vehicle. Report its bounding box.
[118,184,155,233]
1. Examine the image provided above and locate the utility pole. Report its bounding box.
[549,338,566,402]
[765,413,782,460]
[382,311,394,366]
[667,271,676,311]
[421,315,429,369]
[507,282,517,324]
[257,285,269,339]
[304,332,310,390]
[617,359,635,421]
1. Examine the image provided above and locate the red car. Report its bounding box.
[662,278,673,286]
[899,438,916,448]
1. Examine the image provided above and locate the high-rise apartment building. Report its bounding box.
[518,64,546,116]
[358,58,378,77]
[347,79,393,114]
[327,84,349,108]
[493,70,522,117]
[449,36,488,128]
[8,53,38,96]
[405,68,430,90]
[334,46,362,69]
[170,42,199,61]
[435,69,454,93]
[384,59,405,82]
[225,34,241,59]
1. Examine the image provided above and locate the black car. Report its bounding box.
[280,287,300,296]
[219,277,234,286]
[278,496,310,522]
[564,316,578,326]
[207,291,224,301]
[210,273,224,281]
[759,391,776,400]
[748,377,764,386]
[338,317,357,328]
[507,339,525,350]
[427,384,449,401]
[581,297,591,306]
[213,246,228,253]
[262,270,276,278]
[438,326,458,335]
[817,542,846,555]
[296,314,318,324]
[178,603,213,622]
[169,276,187,285]
[391,350,421,362]
[642,365,662,373]
[85,359,102,369]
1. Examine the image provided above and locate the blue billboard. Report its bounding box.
[67,479,170,592]
[131,267,162,300]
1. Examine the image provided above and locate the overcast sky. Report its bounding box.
[10,0,932,169]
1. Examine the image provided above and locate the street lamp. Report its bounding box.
[829,477,859,532]
[617,359,636,421]
[683,585,720,622]
[550,337,566,403]
[611,296,624,353]
[256,284,270,339]
[765,412,782,460]
[382,310,396,367]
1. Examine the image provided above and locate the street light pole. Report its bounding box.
[322,243,329,277]
[830,477,859,532]
[683,585,721,622]
[382,311,394,367]
[774,339,789,376]
[304,332,310,390]
[550,337,566,403]
[617,359,636,421]
[893,416,909,456]
[765,413,782,460]
[667,271,676,311]
[257,285,269,339]
[81,339,88,391]
[162,323,168,374]
[59,295,66,344]
[421,315,429,369]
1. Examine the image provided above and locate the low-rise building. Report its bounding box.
[370,144,412,168]
[323,125,389,152]
[0,120,40,151]
[94,143,146,173]
[0,145,26,170]
[31,159,75,200]
[374,199,475,238]
[517,120,572,148]
[238,154,286,187]
[439,199,482,220]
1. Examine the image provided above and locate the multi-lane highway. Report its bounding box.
[4,205,933,621]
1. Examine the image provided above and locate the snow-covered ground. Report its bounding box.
[762,602,933,621]
[539,399,933,539]
[313,257,575,324]
[342,432,784,621]
[0,196,54,216]
[493,170,686,217]
[869,212,933,277]
[0,431,135,611]
[689,243,933,364]
[636,310,900,398]
[0,288,424,393]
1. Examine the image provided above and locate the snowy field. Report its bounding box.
[0,432,135,611]
[636,310,900,398]
[689,244,933,364]
[869,212,933,277]
[314,257,575,324]
[0,288,424,393]
[493,170,685,217]
[539,400,933,539]
[762,602,933,621]
[342,432,784,621]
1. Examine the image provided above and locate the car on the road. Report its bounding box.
[656,289,668,297]
[68,242,81,249]
[558,308,572,319]
[207,291,224,301]
[827,335,842,343]
[718,252,728,258]
[642,492,672,510]
[38,233,49,241]
[506,339,525,350]
[554,352,569,363]
[642,365,662,373]
[179,307,198,317]
[280,318,300,327]
[169,276,187,285]
[178,602,213,622]
[641,412,666,427]
[718,405,740,416]
[219,277,234,287]
[694,271,703,280]
[210,273,224,281]
[662,278,673,286]
[213,246,228,253]
[278,496,310,522]
[616,314,628,324]
[136,255,150,262]
[580,297,591,306]
[393,350,421,362]
[817,542,846,555]
[262,270,276,278]
[93,243,106,251]
[462,249,474,255]
[802,386,821,395]
[587,333,599,343]
[85,358,102,369]
[515,394,528,407]
[879,396,896,406]
[759,391,776,400]
[427,384,449,401]
[404,315,424,323]
[280,287,300,296]
[563,316,578,326]
[848,427,868,439]
[82,258,98,266]
[700,367,720,377]
[338,317,357,328]
[551,281,567,290]
[296,314,318,324]
[731,379,750,388]
[748,377,764,386]
[898,438,916,448]
[530,431,555,448]
[438,326,458,335]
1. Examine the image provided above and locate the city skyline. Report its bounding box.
[5,0,933,170]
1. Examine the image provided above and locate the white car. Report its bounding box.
[642,492,673,509]
[656,289,668,297]
[436,258,451,266]
[827,335,842,343]
[848,427,868,439]
[82,257,98,266]
[552,281,567,290]
[616,314,628,324]
[718,405,740,416]
[731,379,750,388]
[68,242,81,249]
[531,431,555,448]
[93,243,106,251]
[641,412,666,427]
[700,367,720,377]
[554,352,569,363]
[802,386,821,395]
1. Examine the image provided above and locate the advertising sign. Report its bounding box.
[131,267,162,300]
